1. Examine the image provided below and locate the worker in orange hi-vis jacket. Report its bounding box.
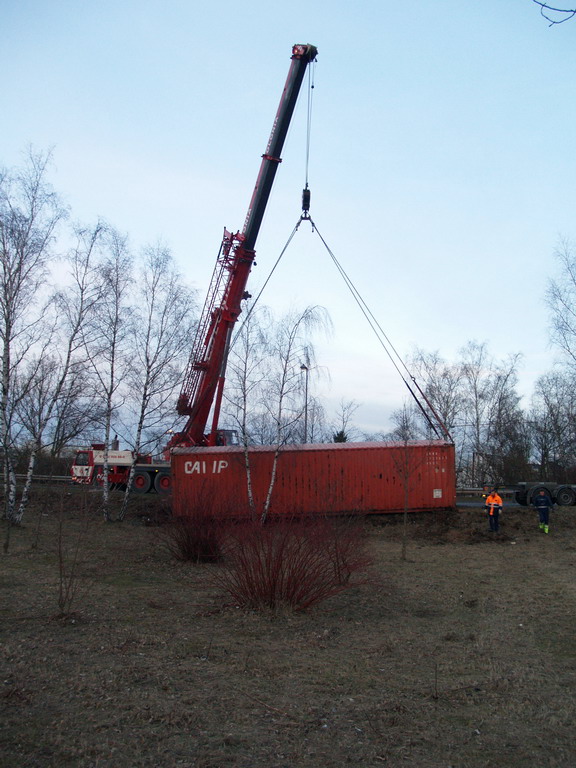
[485,489,503,533]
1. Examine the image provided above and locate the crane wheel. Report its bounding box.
[154,472,172,494]
[555,486,576,506]
[133,471,152,494]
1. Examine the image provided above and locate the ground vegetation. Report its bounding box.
[2,487,576,767]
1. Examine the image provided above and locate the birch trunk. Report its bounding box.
[1,322,14,520]
[260,445,281,524]
[118,391,147,521]
[15,442,39,524]
[101,406,112,519]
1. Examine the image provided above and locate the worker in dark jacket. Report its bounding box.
[533,489,553,534]
[485,489,503,532]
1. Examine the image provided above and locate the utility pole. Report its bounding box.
[300,364,309,443]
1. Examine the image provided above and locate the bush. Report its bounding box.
[162,486,232,562]
[213,516,372,612]
[160,513,223,563]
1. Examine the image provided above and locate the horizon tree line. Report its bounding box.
[3,150,576,523]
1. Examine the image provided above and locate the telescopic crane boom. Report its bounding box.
[172,44,318,448]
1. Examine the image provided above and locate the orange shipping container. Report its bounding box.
[171,440,456,518]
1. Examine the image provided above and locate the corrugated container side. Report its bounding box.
[171,440,456,518]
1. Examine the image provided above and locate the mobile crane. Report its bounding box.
[70,44,317,494]
[169,43,319,450]
[169,43,456,517]
[72,44,456,512]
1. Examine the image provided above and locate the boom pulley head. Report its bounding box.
[301,185,311,218]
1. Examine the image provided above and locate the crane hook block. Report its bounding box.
[302,186,311,213]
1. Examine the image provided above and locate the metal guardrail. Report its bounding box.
[456,487,516,498]
[15,474,71,484]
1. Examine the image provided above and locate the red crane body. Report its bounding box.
[171,44,318,449]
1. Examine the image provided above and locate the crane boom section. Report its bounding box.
[242,44,317,251]
[176,44,318,447]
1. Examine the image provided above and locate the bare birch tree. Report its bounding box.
[224,305,331,521]
[82,227,132,519]
[258,306,330,522]
[409,348,464,438]
[387,404,427,562]
[547,239,576,369]
[459,341,524,485]
[117,243,197,520]
[47,365,105,457]
[0,150,66,522]
[530,371,576,480]
[396,343,526,484]
[224,305,272,516]
[225,305,273,445]
[12,222,105,522]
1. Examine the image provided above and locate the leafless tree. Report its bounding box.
[530,370,576,480]
[409,348,464,438]
[459,341,525,485]
[225,305,331,446]
[547,239,576,369]
[0,150,66,521]
[225,305,274,447]
[258,305,330,522]
[224,305,330,521]
[224,305,274,513]
[261,309,326,440]
[117,243,197,520]
[399,343,526,484]
[331,398,361,442]
[305,395,328,443]
[386,404,428,562]
[82,227,133,518]
[534,239,576,480]
[386,403,421,442]
[12,222,105,522]
[46,366,105,457]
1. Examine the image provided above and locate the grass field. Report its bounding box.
[2,488,576,767]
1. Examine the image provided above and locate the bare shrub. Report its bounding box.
[54,490,94,620]
[213,516,372,612]
[161,486,230,563]
[160,513,223,563]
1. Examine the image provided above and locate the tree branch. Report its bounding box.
[533,0,576,25]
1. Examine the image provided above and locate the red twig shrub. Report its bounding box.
[160,513,224,563]
[213,516,372,612]
[162,486,233,563]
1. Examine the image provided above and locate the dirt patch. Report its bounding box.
[2,488,576,767]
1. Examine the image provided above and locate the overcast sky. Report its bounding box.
[3,0,575,434]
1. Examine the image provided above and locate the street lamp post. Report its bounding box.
[300,364,309,443]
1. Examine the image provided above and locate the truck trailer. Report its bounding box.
[514,481,576,507]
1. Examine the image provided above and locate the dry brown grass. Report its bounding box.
[2,486,576,767]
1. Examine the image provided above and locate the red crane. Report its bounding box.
[170,43,318,449]
[168,45,318,447]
